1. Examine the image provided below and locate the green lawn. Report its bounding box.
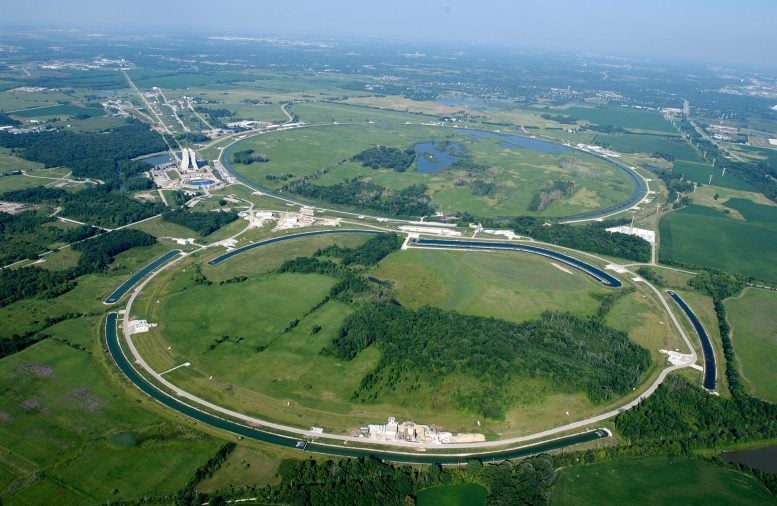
[726,288,777,403]
[659,203,777,284]
[10,104,105,118]
[417,483,488,506]
[550,456,774,505]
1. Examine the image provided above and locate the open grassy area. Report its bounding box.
[672,160,755,191]
[593,132,702,162]
[550,456,774,505]
[726,288,777,403]
[131,234,670,437]
[230,122,633,218]
[417,483,488,506]
[562,106,676,134]
[659,202,777,284]
[0,336,221,504]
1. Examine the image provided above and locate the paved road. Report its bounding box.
[105,311,609,463]
[104,249,181,304]
[217,123,649,224]
[110,229,707,458]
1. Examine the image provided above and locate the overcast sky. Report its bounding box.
[4,0,776,68]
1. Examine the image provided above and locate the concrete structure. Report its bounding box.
[180,149,190,172]
[399,225,462,237]
[363,417,484,444]
[605,225,656,244]
[126,319,157,335]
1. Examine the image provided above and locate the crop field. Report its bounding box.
[726,288,777,403]
[659,202,777,283]
[229,122,634,218]
[417,483,488,506]
[129,234,668,436]
[562,106,676,133]
[550,456,774,505]
[672,160,755,191]
[10,104,105,118]
[593,132,703,162]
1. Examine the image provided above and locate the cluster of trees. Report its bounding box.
[231,148,269,164]
[615,375,777,452]
[324,303,650,418]
[185,443,237,492]
[508,217,652,262]
[650,166,695,205]
[528,180,576,211]
[352,146,416,172]
[541,113,578,124]
[256,455,554,506]
[0,209,99,265]
[471,179,498,197]
[0,112,20,126]
[314,233,402,266]
[0,121,166,182]
[0,229,156,308]
[2,184,165,229]
[637,266,665,287]
[161,209,239,236]
[285,179,435,217]
[0,312,82,358]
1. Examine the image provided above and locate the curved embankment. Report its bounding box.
[104,312,609,463]
[208,229,380,266]
[667,290,716,390]
[219,124,648,223]
[104,249,181,304]
[411,238,622,288]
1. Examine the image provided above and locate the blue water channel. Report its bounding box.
[412,238,622,288]
[104,250,181,304]
[667,291,716,390]
[105,312,609,463]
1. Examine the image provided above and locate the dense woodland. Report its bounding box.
[508,217,652,262]
[0,229,155,308]
[162,209,239,236]
[231,148,269,164]
[325,303,650,418]
[0,121,166,183]
[352,146,416,171]
[314,233,402,266]
[2,185,165,228]
[285,179,435,217]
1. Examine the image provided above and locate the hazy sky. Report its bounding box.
[4,0,776,68]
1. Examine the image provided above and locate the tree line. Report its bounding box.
[162,209,239,236]
[352,146,416,172]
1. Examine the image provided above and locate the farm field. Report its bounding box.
[550,456,774,505]
[672,160,755,191]
[593,132,703,162]
[561,106,676,133]
[659,202,777,284]
[228,122,634,218]
[725,288,777,403]
[9,104,104,118]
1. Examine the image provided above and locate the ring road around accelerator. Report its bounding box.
[218,123,649,224]
[105,312,610,463]
[108,230,629,462]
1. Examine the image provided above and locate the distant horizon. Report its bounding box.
[2,0,776,71]
[1,25,775,75]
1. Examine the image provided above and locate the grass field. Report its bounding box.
[230,122,633,218]
[0,337,221,504]
[10,104,105,118]
[659,203,777,284]
[129,234,671,437]
[672,160,755,191]
[594,133,702,162]
[562,106,676,134]
[551,456,773,505]
[726,288,777,403]
[417,483,488,506]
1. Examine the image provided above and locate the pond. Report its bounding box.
[458,129,570,154]
[720,445,777,473]
[414,141,465,173]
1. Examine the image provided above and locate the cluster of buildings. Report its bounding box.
[361,417,485,444]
